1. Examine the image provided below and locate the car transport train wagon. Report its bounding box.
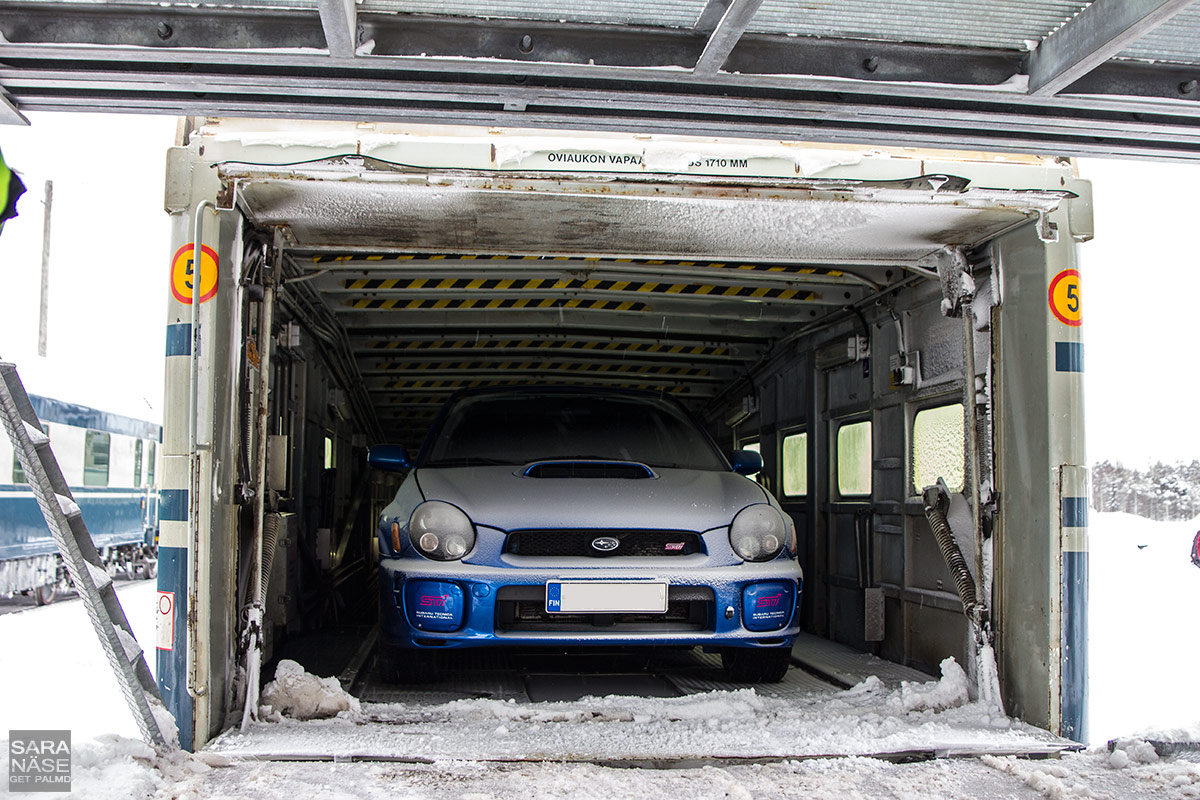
[0,395,160,603]
[156,118,1092,751]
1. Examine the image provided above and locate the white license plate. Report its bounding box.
[545,580,668,614]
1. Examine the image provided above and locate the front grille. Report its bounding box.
[505,529,703,558]
[495,585,713,633]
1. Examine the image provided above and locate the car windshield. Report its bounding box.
[423,392,727,471]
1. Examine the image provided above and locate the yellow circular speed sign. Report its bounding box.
[1048,269,1081,327]
[170,244,219,305]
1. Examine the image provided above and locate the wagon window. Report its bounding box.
[147,441,156,486]
[836,420,872,498]
[134,439,144,488]
[12,424,49,483]
[912,403,965,494]
[84,430,111,487]
[782,431,808,498]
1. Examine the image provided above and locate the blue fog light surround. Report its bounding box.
[743,580,795,632]
[405,580,466,632]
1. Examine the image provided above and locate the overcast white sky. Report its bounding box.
[0,113,1196,469]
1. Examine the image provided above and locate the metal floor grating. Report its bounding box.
[663,649,837,699]
[789,633,934,688]
[357,645,842,704]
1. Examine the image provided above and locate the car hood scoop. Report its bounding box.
[521,460,655,480]
[416,465,768,532]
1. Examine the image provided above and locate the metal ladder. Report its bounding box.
[0,362,171,749]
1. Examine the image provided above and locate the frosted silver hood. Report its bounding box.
[415,466,770,532]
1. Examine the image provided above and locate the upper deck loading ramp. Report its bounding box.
[213,143,1073,445]
[2,0,1200,160]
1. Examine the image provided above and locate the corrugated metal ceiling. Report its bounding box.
[1118,5,1200,65]
[359,1,706,28]
[750,0,1087,49]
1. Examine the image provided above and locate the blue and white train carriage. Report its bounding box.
[0,395,160,604]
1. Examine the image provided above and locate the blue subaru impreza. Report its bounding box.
[370,387,803,683]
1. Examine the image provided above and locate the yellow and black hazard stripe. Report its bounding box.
[374,361,712,377]
[365,339,730,357]
[379,378,692,392]
[345,276,817,302]
[314,252,845,278]
[348,297,650,312]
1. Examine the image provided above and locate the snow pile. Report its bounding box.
[147,695,180,749]
[259,660,360,721]
[896,657,971,713]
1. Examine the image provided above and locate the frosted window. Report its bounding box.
[134,439,144,488]
[324,435,335,470]
[147,442,156,486]
[782,432,807,497]
[84,431,110,487]
[836,421,872,497]
[912,403,965,493]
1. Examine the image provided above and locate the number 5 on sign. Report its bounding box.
[170,243,219,304]
[1048,269,1081,327]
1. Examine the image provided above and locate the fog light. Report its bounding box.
[404,580,465,632]
[742,581,795,632]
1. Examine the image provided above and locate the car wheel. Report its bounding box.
[33,583,56,606]
[140,559,158,580]
[378,648,441,684]
[720,647,791,683]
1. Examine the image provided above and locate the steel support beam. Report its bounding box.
[1,4,1199,156]
[1027,0,1199,96]
[366,376,720,396]
[359,353,739,371]
[298,258,883,289]
[694,0,764,76]
[339,307,792,339]
[0,89,26,124]
[364,367,729,385]
[317,0,358,59]
[349,334,767,364]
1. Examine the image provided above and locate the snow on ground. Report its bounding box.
[1087,513,1200,744]
[3,513,1200,798]
[0,578,156,741]
[207,657,1052,763]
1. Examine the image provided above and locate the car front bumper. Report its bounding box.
[379,557,803,650]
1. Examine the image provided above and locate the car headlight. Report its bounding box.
[729,504,787,562]
[409,501,475,561]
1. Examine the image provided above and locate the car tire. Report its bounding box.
[378,648,441,684]
[33,583,56,606]
[720,647,791,683]
[140,559,158,580]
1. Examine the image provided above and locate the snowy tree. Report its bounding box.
[1091,460,1198,521]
